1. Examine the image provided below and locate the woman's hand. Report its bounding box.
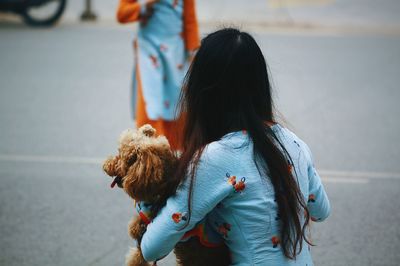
[140,0,160,26]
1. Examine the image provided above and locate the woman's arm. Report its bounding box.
[116,0,158,24]
[306,148,331,222]
[116,0,141,23]
[183,0,200,51]
[140,145,233,262]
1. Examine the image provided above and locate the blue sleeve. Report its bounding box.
[305,146,331,222]
[140,145,233,262]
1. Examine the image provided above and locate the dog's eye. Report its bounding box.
[127,154,137,166]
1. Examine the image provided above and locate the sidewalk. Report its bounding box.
[61,0,400,35]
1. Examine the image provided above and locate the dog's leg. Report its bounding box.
[128,217,146,240]
[126,247,151,266]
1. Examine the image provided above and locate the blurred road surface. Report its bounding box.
[2,0,400,33]
[1,1,400,266]
[60,0,400,28]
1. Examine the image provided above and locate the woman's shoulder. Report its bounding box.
[272,124,313,161]
[200,140,232,165]
[199,132,249,167]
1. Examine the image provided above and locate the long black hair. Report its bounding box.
[176,28,311,259]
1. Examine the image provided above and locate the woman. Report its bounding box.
[117,0,199,150]
[140,28,331,265]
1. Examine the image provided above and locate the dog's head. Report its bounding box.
[103,124,178,202]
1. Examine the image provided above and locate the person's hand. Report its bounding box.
[140,0,159,26]
[145,0,159,7]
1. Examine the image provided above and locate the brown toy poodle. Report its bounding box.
[103,124,230,266]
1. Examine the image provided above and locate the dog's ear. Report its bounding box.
[122,146,164,201]
[103,156,118,177]
[104,155,127,177]
[103,155,128,179]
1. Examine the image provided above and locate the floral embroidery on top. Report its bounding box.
[172,212,187,223]
[288,163,293,173]
[172,0,179,8]
[271,236,280,248]
[234,178,246,192]
[308,194,316,203]
[216,222,231,238]
[227,174,236,185]
[149,55,159,68]
[226,173,246,193]
[311,216,321,222]
[159,44,168,52]
[287,159,294,173]
[164,100,170,109]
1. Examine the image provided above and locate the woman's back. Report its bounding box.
[141,124,330,265]
[202,124,330,265]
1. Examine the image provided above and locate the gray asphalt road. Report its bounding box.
[0,24,400,266]
[62,0,400,28]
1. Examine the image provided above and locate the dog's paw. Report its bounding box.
[125,247,150,266]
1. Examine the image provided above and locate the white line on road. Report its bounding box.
[319,170,400,180]
[0,154,103,165]
[0,154,399,183]
[321,177,369,184]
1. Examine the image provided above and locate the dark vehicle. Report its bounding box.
[0,0,66,26]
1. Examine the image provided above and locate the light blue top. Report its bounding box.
[141,124,331,265]
[133,0,189,120]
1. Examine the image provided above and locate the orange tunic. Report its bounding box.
[116,0,199,150]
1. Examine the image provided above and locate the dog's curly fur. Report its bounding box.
[103,124,231,266]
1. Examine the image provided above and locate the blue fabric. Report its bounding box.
[134,0,189,120]
[141,124,331,265]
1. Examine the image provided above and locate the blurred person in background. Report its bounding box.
[117,0,200,150]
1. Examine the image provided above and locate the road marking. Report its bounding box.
[319,170,400,180]
[0,154,103,165]
[321,177,369,184]
[0,154,399,183]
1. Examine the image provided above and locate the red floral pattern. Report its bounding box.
[308,194,316,203]
[217,222,231,238]
[226,173,246,193]
[149,55,159,68]
[172,212,187,223]
[271,236,280,248]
